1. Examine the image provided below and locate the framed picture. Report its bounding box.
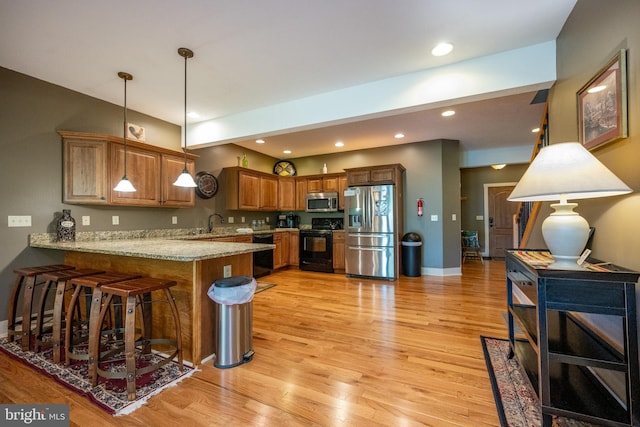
[577,49,627,150]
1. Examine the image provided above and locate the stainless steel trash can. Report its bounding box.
[208,276,255,369]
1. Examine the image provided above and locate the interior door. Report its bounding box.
[488,185,517,258]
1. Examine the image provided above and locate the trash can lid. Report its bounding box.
[214,275,253,288]
[402,232,422,242]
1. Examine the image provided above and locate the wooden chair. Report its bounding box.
[461,230,483,264]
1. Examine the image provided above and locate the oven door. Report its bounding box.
[299,230,333,273]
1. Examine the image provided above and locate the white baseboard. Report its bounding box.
[421,266,462,276]
[0,320,7,338]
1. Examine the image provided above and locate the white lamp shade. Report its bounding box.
[173,171,197,187]
[113,177,136,192]
[508,142,631,202]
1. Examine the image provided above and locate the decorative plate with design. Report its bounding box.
[273,160,296,176]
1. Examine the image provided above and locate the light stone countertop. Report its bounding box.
[29,230,275,262]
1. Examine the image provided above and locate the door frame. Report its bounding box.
[482,182,517,257]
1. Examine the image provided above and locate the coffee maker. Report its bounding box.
[286,213,300,228]
[276,214,288,228]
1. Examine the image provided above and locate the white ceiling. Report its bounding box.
[0,0,576,160]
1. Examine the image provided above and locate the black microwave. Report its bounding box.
[305,192,338,212]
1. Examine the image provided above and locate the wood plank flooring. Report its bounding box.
[0,260,508,426]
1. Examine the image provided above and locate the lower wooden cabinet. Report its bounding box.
[333,230,345,272]
[274,231,290,269]
[289,231,299,267]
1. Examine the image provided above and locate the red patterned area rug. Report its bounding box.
[0,338,195,416]
[481,336,597,427]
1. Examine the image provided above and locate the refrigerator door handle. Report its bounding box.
[347,246,387,252]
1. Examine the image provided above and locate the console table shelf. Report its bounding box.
[506,250,640,427]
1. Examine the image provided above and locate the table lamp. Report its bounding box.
[508,142,631,269]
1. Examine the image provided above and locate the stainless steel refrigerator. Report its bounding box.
[344,184,397,280]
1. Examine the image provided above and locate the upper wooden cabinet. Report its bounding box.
[278,177,296,211]
[295,177,307,211]
[220,167,279,211]
[306,175,340,193]
[345,164,405,186]
[61,131,196,208]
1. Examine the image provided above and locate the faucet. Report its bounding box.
[207,213,224,233]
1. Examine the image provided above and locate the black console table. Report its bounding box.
[506,250,640,426]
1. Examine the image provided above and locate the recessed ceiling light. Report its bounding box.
[256,139,265,144]
[531,128,540,133]
[441,110,455,117]
[491,164,506,170]
[335,141,344,147]
[394,133,405,139]
[432,42,453,57]
[283,149,291,154]
[187,111,200,119]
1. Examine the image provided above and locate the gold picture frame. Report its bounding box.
[577,49,628,150]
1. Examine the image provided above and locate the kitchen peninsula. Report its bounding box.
[29,230,274,365]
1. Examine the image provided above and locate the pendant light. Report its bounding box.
[113,71,136,192]
[173,47,197,187]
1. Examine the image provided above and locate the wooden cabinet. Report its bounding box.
[307,175,340,193]
[345,164,404,186]
[278,177,295,211]
[63,137,109,204]
[506,250,640,426]
[273,231,290,269]
[332,230,345,272]
[289,231,299,267]
[221,167,279,211]
[338,175,348,210]
[295,177,307,211]
[61,131,196,208]
[200,235,252,243]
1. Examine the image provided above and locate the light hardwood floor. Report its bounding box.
[0,260,508,426]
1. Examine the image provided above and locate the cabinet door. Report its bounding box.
[333,231,345,270]
[238,171,260,210]
[347,170,370,186]
[273,233,283,269]
[323,177,339,192]
[63,138,109,204]
[260,175,278,210]
[307,177,323,193]
[161,154,195,207]
[289,231,299,266]
[234,235,253,243]
[338,174,347,210]
[278,177,295,210]
[370,167,395,183]
[110,144,161,206]
[295,177,307,210]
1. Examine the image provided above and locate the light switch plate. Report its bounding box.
[172,216,178,225]
[82,216,90,226]
[451,214,457,221]
[8,215,32,227]
[476,215,484,220]
[223,265,232,278]
[228,217,234,224]
[430,215,438,222]
[112,215,119,225]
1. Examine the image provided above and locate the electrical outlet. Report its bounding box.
[172,216,178,225]
[265,217,269,223]
[228,217,234,224]
[223,265,232,278]
[82,216,90,226]
[451,214,457,221]
[8,215,32,227]
[241,216,245,223]
[112,215,119,225]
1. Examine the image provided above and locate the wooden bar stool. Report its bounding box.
[8,264,75,351]
[35,268,105,363]
[91,277,183,401]
[64,272,141,367]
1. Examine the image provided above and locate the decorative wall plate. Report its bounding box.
[273,160,296,176]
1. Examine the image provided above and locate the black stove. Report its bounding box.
[299,218,343,273]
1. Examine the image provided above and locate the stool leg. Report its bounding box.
[20,276,37,351]
[34,279,56,352]
[7,275,23,344]
[164,288,183,368]
[51,280,69,363]
[124,295,138,400]
[88,288,107,385]
[64,284,85,366]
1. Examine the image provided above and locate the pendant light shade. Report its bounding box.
[173,47,197,188]
[114,71,136,192]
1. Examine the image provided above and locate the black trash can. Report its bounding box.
[401,232,422,277]
[207,276,256,369]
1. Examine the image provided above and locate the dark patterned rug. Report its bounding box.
[0,338,195,415]
[481,336,597,427]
